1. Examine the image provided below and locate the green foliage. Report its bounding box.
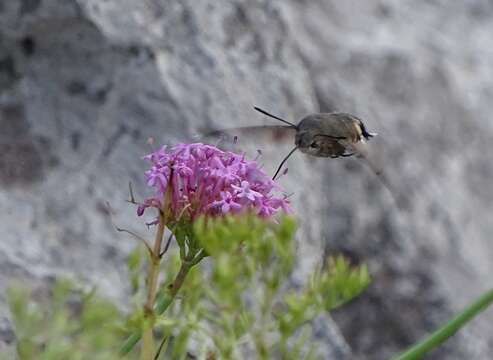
[127,244,144,294]
[145,214,370,359]
[6,279,130,360]
[278,256,370,338]
[4,214,370,359]
[317,256,370,311]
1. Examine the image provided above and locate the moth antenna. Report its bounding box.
[273,146,298,180]
[254,106,298,128]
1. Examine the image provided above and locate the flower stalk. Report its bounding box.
[140,210,166,360]
[144,211,166,315]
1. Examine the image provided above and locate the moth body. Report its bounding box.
[295,113,375,158]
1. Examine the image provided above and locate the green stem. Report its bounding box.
[121,251,205,356]
[170,261,192,296]
[392,288,493,360]
[139,211,166,360]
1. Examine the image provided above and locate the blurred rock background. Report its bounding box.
[1,0,493,358]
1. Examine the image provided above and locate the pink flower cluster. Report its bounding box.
[137,143,290,222]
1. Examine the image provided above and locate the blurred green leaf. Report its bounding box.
[5,214,371,360]
[392,288,493,360]
[319,256,371,311]
[6,279,131,360]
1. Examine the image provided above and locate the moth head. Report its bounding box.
[358,120,378,141]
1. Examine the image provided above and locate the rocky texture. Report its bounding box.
[1,0,493,359]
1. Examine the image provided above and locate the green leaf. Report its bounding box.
[119,332,142,356]
[392,288,493,360]
[127,245,142,271]
[319,256,371,311]
[155,292,174,316]
[7,279,128,360]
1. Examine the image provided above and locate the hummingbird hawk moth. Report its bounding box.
[203,106,406,209]
[201,106,402,205]
[253,107,379,178]
[204,107,378,175]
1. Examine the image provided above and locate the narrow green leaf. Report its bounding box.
[392,288,493,360]
[119,331,142,356]
[155,292,174,315]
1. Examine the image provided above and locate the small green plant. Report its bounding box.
[4,215,369,360]
[121,214,370,359]
[119,143,370,358]
[6,279,127,360]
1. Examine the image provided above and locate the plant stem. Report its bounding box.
[150,260,194,359]
[392,288,493,360]
[170,260,192,297]
[121,239,205,356]
[145,212,166,314]
[140,211,166,360]
[155,250,206,315]
[140,330,153,360]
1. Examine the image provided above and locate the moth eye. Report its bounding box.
[310,142,319,149]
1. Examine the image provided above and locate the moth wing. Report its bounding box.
[349,141,400,204]
[196,125,296,151]
[349,142,382,174]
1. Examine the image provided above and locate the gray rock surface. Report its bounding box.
[1,0,492,359]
